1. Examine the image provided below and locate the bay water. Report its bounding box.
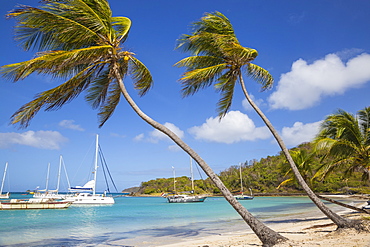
[0,194,362,246]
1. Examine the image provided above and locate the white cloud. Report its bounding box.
[133,133,144,141]
[149,122,184,142]
[268,53,370,110]
[0,130,68,150]
[59,120,84,131]
[281,121,322,146]
[188,111,270,144]
[242,94,265,111]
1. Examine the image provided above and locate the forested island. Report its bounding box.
[124,142,370,196]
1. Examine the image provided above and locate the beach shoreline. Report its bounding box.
[158,200,370,247]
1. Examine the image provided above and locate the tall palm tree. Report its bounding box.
[175,11,366,230]
[315,107,370,181]
[1,1,287,246]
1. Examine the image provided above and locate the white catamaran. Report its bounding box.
[166,158,207,203]
[63,135,115,204]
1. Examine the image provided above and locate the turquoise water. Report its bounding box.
[0,194,360,246]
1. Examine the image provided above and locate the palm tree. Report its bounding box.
[1,1,287,246]
[175,11,366,231]
[277,148,317,190]
[315,107,370,182]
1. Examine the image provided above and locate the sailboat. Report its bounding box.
[234,163,254,200]
[0,162,10,199]
[63,135,115,204]
[33,156,70,200]
[166,158,207,203]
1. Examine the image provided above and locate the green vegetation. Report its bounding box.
[138,142,370,195]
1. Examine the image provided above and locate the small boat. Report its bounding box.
[0,162,10,199]
[33,156,70,200]
[0,198,72,210]
[167,194,207,203]
[166,158,207,203]
[234,163,254,200]
[63,135,115,205]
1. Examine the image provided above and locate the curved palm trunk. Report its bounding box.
[113,66,287,246]
[239,75,360,229]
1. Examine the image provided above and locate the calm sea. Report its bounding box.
[0,193,363,246]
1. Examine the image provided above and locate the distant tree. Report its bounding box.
[175,11,367,232]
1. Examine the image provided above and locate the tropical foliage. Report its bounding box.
[315,107,370,181]
[138,142,370,195]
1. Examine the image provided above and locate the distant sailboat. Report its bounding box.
[0,162,10,199]
[166,158,207,203]
[234,163,254,200]
[63,134,115,204]
[33,156,71,200]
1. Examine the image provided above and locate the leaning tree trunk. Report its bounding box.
[113,66,288,246]
[239,75,361,230]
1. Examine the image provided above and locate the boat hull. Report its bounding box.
[63,193,115,204]
[167,195,207,203]
[234,195,254,200]
[0,199,72,210]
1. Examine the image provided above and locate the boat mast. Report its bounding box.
[56,156,62,192]
[190,157,194,192]
[239,163,244,196]
[1,162,8,195]
[172,166,176,194]
[45,163,50,192]
[93,134,99,195]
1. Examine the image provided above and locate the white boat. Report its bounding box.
[166,158,207,203]
[33,156,70,200]
[63,135,115,205]
[234,163,254,200]
[0,198,72,210]
[0,162,10,199]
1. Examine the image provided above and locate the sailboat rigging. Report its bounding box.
[63,134,115,204]
[234,163,254,200]
[166,157,207,203]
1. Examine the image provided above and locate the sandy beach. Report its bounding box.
[161,201,370,247]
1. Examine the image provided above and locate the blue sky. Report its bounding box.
[1,0,369,192]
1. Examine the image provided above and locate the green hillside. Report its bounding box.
[135,142,370,196]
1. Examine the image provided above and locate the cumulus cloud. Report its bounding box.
[149,122,184,142]
[59,120,84,131]
[281,121,322,146]
[268,53,370,110]
[0,130,68,150]
[242,94,265,111]
[188,111,270,144]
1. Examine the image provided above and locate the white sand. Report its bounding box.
[161,206,370,247]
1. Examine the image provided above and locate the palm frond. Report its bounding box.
[128,56,153,96]
[0,46,111,81]
[180,63,227,97]
[112,17,131,42]
[246,63,274,91]
[215,70,237,118]
[7,4,100,51]
[174,55,224,72]
[85,69,111,109]
[97,80,121,127]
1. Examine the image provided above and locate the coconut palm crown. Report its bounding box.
[175,11,272,118]
[1,0,152,128]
